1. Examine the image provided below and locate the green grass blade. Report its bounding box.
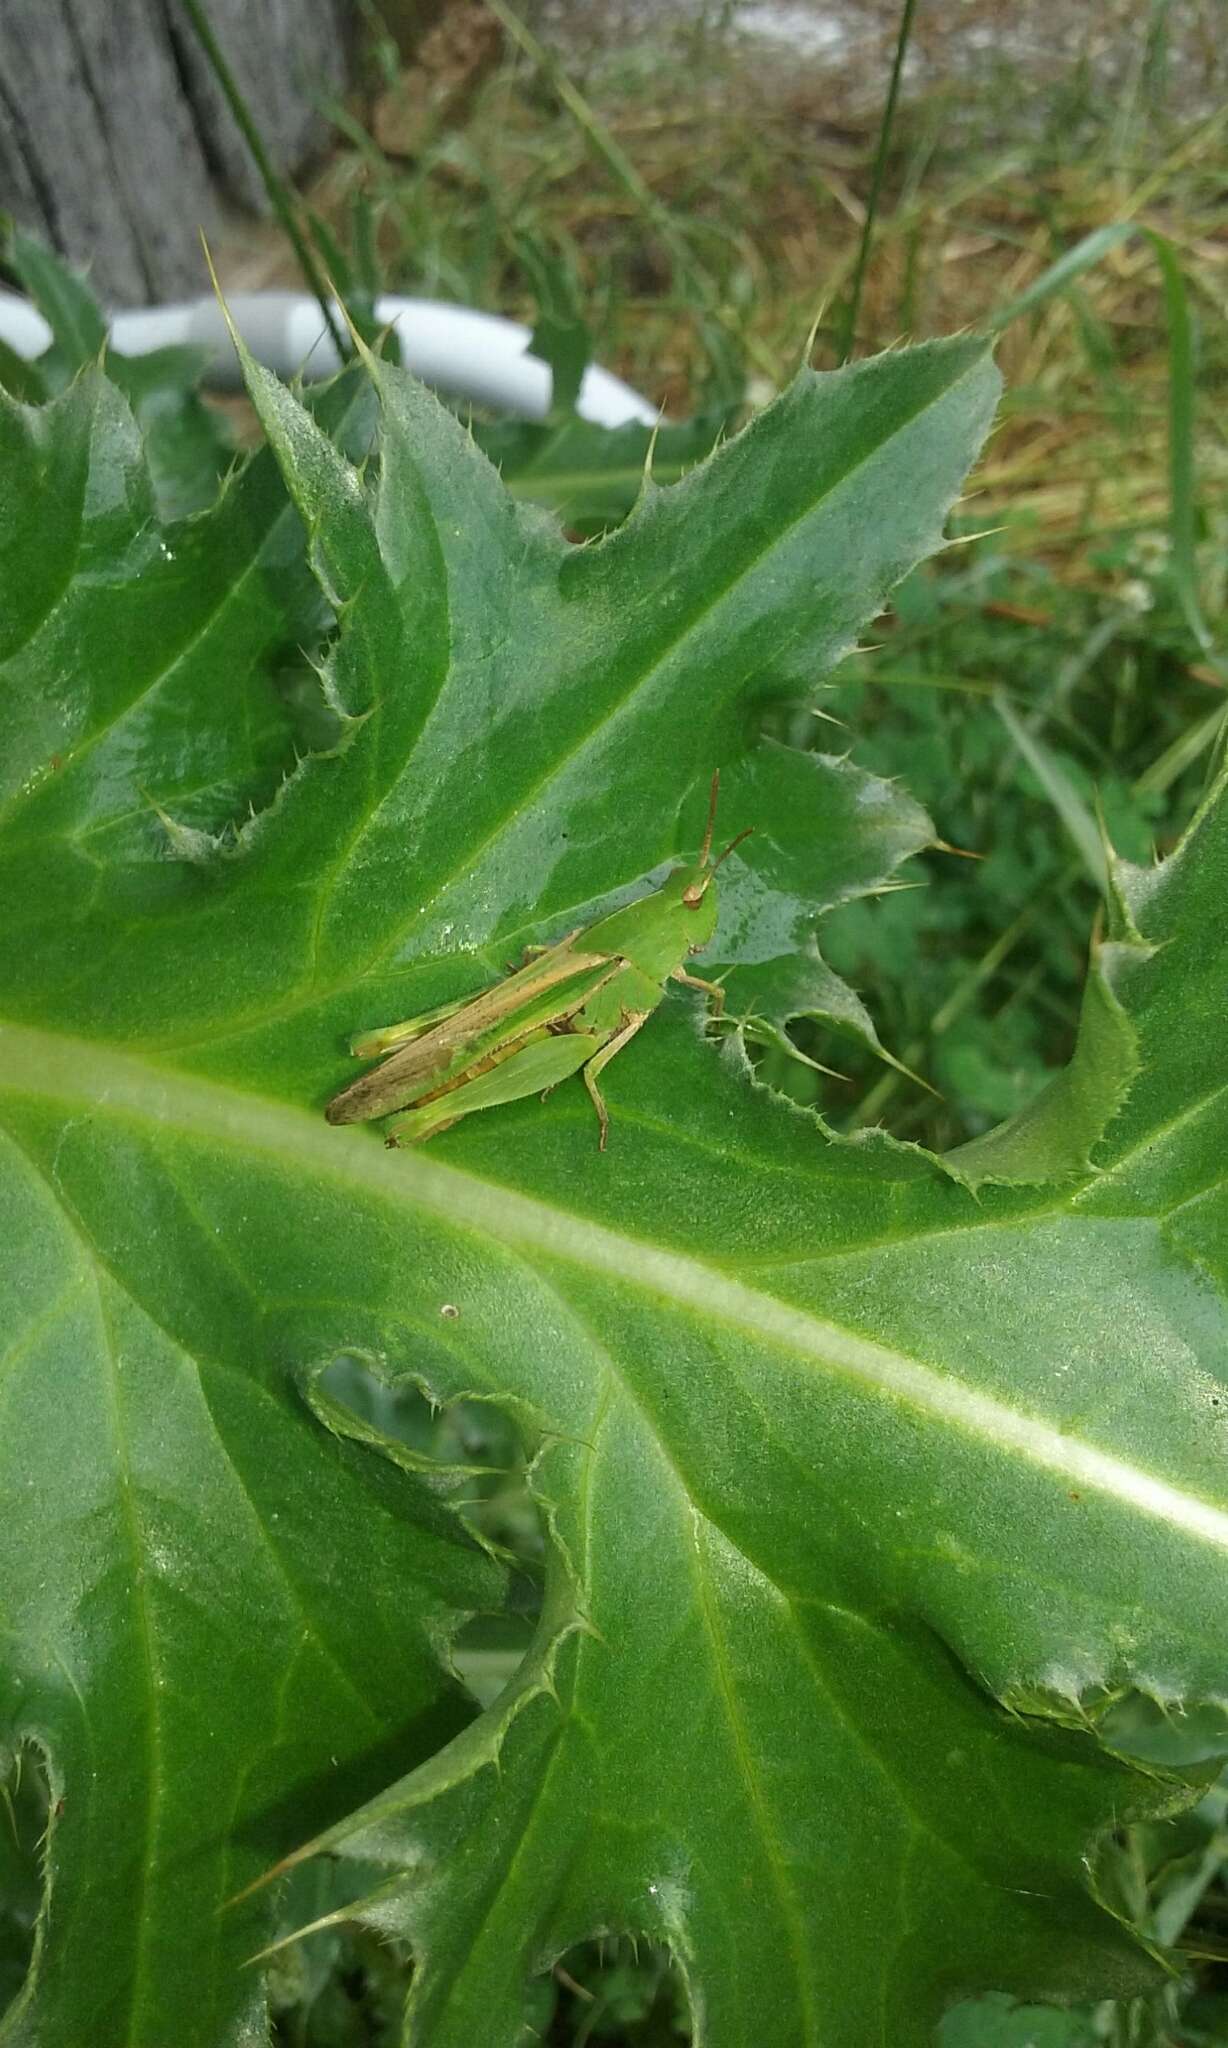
[994,690,1107,892]
[174,0,347,362]
[837,0,919,364]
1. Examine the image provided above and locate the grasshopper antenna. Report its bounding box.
[711,825,754,873]
[699,771,721,865]
[683,805,753,906]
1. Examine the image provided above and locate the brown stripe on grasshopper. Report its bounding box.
[325,949,620,1125]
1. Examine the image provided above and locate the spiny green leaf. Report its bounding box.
[4,229,233,519]
[10,326,1227,2048]
[292,766,1228,2048]
[3,228,106,382]
[0,364,501,2048]
[477,403,735,535]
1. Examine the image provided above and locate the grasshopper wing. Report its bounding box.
[325,943,616,1125]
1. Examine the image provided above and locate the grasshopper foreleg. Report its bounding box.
[672,967,727,1018]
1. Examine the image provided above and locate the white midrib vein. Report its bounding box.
[6,1019,1228,1555]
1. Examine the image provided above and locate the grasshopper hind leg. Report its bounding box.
[385,1031,598,1145]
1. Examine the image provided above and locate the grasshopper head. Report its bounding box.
[678,771,753,914]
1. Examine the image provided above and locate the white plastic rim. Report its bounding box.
[0,287,657,427]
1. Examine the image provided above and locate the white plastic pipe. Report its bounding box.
[0,292,53,363]
[0,287,656,427]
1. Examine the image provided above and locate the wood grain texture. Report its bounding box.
[0,0,350,301]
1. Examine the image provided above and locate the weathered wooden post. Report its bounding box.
[0,0,351,302]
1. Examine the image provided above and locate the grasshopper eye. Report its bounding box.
[682,879,708,908]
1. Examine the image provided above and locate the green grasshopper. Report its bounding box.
[325,775,752,1150]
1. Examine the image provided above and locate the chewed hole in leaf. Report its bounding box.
[267,1855,412,2043]
[317,1356,546,1707]
[541,1934,692,2047]
[1094,1692,1228,1770]
[316,1354,547,1567]
[450,1610,538,1710]
[271,649,350,757]
[0,1744,49,2023]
